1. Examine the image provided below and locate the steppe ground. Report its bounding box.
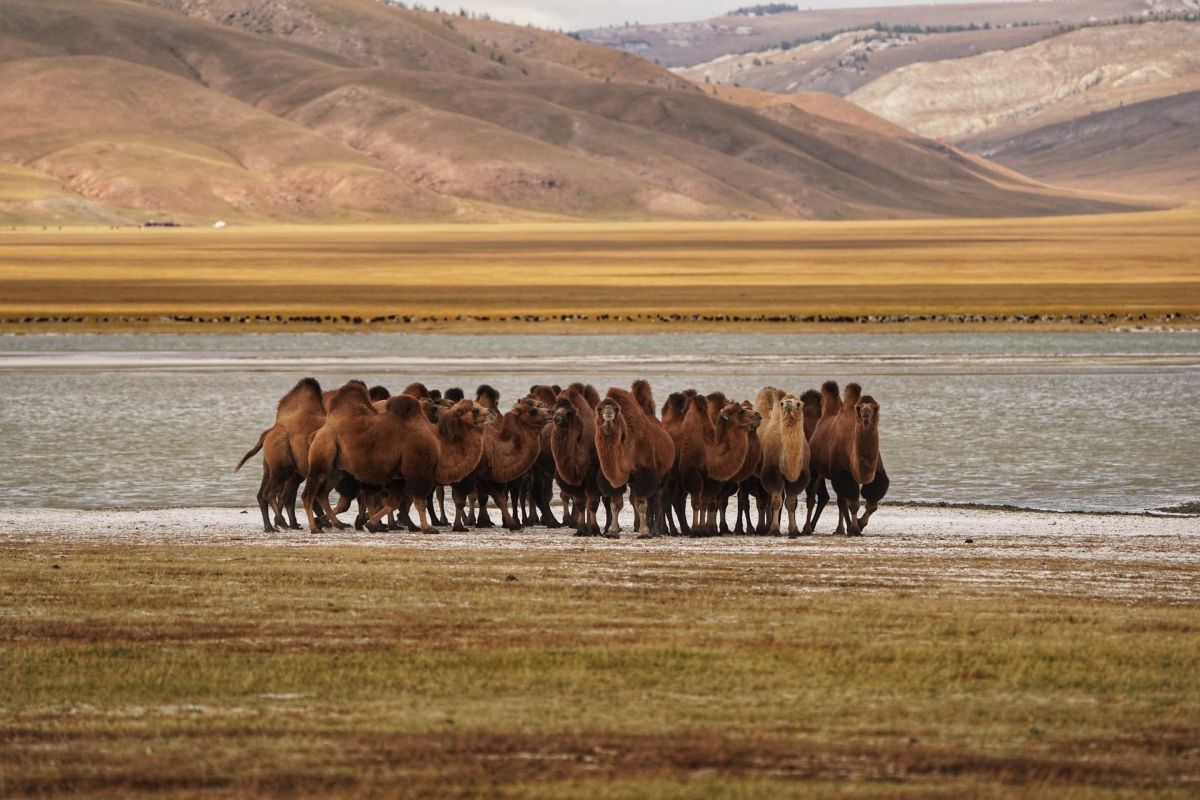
[2,209,1198,332]
[1,506,1197,798]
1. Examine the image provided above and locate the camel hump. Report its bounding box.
[843,382,863,407]
[403,382,430,399]
[368,385,391,402]
[386,394,422,418]
[632,380,655,417]
[686,393,709,414]
[476,384,500,408]
[277,377,323,412]
[327,382,374,415]
[820,381,841,417]
[662,391,688,420]
[444,387,465,402]
[799,389,821,409]
[754,386,779,419]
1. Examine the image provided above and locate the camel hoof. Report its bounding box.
[262,526,278,534]
[452,523,467,533]
[289,522,302,530]
[636,532,657,540]
[422,527,439,535]
[848,529,863,537]
[476,519,495,529]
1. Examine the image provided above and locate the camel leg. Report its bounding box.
[672,489,690,536]
[691,491,705,534]
[466,492,478,525]
[281,474,303,529]
[436,485,448,526]
[857,463,889,531]
[452,486,471,532]
[606,494,623,535]
[653,490,668,537]
[754,491,769,535]
[301,481,321,533]
[475,492,495,528]
[809,478,830,534]
[767,490,783,536]
[318,490,347,530]
[785,490,803,538]
[588,495,605,537]
[490,488,520,531]
[536,476,560,528]
[414,497,437,534]
[634,495,653,538]
[364,499,397,532]
[255,464,277,533]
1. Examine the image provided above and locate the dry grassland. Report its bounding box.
[1,209,1197,332]
[2,527,1197,798]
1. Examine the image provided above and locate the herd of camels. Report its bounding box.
[236,378,888,539]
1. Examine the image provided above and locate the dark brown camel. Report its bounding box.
[807,381,888,536]
[302,384,440,533]
[453,398,551,531]
[594,381,675,538]
[676,394,760,535]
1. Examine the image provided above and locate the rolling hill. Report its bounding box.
[580,0,1196,69]
[0,0,1140,224]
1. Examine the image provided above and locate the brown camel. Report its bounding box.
[676,394,760,535]
[551,385,624,537]
[302,384,440,533]
[756,389,812,536]
[594,381,675,537]
[235,377,329,532]
[719,400,762,534]
[453,398,551,531]
[660,390,693,535]
[807,381,887,536]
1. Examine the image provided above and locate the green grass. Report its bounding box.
[1,542,1197,797]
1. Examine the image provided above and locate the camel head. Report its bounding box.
[552,395,576,428]
[718,401,758,430]
[776,393,805,424]
[446,399,490,429]
[741,400,762,430]
[512,397,552,429]
[597,398,621,436]
[854,396,880,430]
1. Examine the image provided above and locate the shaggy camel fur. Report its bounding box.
[454,398,551,531]
[807,381,887,536]
[302,384,441,533]
[660,390,693,535]
[676,394,760,535]
[594,381,675,537]
[756,389,812,536]
[718,400,761,534]
[235,377,330,532]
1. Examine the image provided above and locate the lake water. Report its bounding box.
[1,332,1197,514]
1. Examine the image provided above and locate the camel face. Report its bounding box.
[597,400,619,434]
[719,402,758,429]
[855,398,879,429]
[552,400,575,428]
[513,398,553,428]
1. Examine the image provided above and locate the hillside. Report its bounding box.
[0,0,1139,225]
[580,0,1196,69]
[846,21,1200,198]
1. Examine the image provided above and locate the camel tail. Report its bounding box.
[234,428,269,473]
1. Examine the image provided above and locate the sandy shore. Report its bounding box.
[3,506,1196,601]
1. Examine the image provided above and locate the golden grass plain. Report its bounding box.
[2,208,1198,333]
[2,534,1197,798]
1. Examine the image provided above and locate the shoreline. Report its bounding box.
[3,505,1196,548]
[1,315,1197,336]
